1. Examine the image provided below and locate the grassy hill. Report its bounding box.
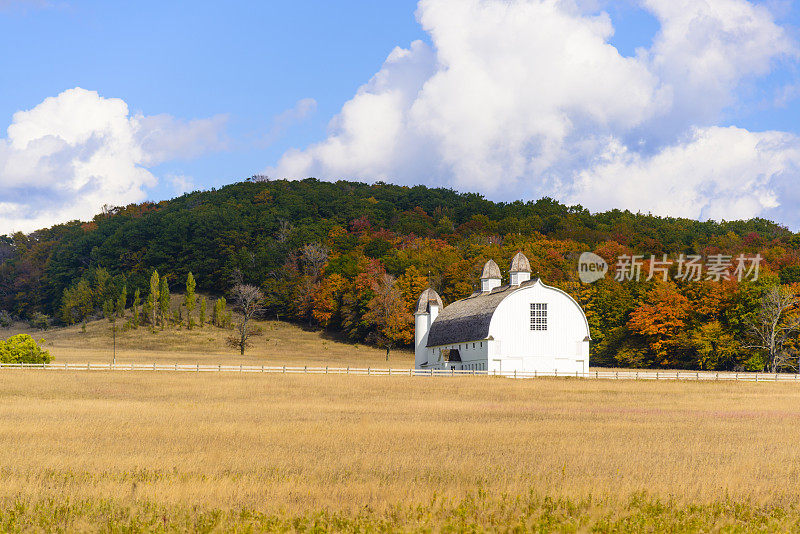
[6,317,412,368]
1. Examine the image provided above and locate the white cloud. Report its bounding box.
[566,126,799,221]
[0,88,226,233]
[271,0,800,227]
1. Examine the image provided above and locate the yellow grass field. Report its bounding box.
[2,371,800,531]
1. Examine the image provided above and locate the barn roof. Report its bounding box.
[481,259,501,279]
[414,287,443,314]
[426,279,538,347]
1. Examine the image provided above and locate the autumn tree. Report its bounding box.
[184,272,196,329]
[226,284,263,355]
[312,273,347,328]
[627,282,691,367]
[690,321,740,370]
[364,273,412,361]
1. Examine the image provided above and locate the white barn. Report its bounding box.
[414,252,590,374]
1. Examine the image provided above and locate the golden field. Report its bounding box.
[2,371,800,531]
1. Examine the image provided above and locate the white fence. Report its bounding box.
[0,362,799,381]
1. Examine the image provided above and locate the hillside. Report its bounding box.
[6,316,411,368]
[2,177,800,371]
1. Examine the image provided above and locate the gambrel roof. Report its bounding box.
[425,278,591,347]
[427,279,536,347]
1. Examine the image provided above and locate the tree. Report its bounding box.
[159,277,170,328]
[145,270,159,330]
[301,243,329,282]
[690,321,740,370]
[184,272,196,329]
[28,312,49,331]
[104,299,117,364]
[213,297,230,328]
[61,279,94,326]
[132,288,141,327]
[116,285,127,317]
[627,282,691,367]
[226,284,264,355]
[745,286,800,372]
[199,296,207,327]
[0,334,51,364]
[364,273,412,361]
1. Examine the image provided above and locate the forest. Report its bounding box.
[2,176,800,371]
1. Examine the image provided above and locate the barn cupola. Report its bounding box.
[480,259,502,293]
[509,251,531,286]
[414,288,443,368]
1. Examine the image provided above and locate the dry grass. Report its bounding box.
[5,317,412,368]
[1,372,800,531]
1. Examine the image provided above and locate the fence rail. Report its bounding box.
[0,362,798,382]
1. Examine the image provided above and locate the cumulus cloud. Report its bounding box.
[270,0,800,227]
[0,88,226,233]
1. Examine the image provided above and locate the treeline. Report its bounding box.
[2,177,800,370]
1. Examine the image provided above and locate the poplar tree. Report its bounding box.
[184,272,196,329]
[212,298,221,327]
[132,288,141,327]
[159,277,170,328]
[116,286,127,317]
[146,271,159,330]
[199,296,207,327]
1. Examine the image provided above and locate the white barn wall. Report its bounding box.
[487,282,589,373]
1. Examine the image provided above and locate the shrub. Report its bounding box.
[0,310,12,328]
[28,312,50,331]
[0,334,52,364]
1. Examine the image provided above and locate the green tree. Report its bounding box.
[159,277,170,328]
[145,270,159,330]
[116,285,127,317]
[61,279,94,326]
[199,296,207,327]
[184,272,196,329]
[0,334,51,364]
[132,288,141,327]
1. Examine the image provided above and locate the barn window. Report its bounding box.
[530,303,547,331]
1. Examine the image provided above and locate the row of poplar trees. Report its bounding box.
[63,268,231,331]
[113,271,232,331]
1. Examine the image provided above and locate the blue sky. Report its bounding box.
[2,0,800,232]
[0,0,426,200]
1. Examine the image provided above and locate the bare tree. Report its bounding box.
[746,286,800,373]
[226,284,264,355]
[301,243,329,282]
[276,220,292,243]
